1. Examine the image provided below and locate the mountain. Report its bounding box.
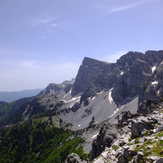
[2,50,163,128]
[1,50,163,162]
[0,89,42,102]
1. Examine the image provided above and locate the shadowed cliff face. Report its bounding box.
[72,51,163,105]
[71,57,117,96]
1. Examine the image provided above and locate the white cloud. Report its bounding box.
[109,0,148,13]
[29,16,60,38]
[95,0,156,15]
[31,17,58,28]
[110,0,156,13]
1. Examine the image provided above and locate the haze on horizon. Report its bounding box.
[0,0,163,91]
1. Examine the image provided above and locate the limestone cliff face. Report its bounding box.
[71,57,117,96]
[72,51,163,105]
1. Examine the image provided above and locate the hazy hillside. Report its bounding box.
[0,89,42,102]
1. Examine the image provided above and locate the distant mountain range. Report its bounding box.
[0,89,42,102]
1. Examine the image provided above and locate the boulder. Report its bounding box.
[91,124,116,159]
[117,111,133,127]
[117,155,128,163]
[131,121,154,138]
[117,148,137,163]
[156,158,163,163]
[156,125,163,133]
[131,154,146,163]
[65,153,85,163]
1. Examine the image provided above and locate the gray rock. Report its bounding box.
[156,125,163,133]
[156,158,163,163]
[72,51,163,107]
[116,111,133,127]
[91,124,116,159]
[131,121,154,138]
[71,57,117,97]
[117,148,137,163]
[117,155,128,163]
[131,154,146,163]
[65,153,86,163]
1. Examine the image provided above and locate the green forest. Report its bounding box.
[0,120,88,163]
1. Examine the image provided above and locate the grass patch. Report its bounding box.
[112,145,120,151]
[134,131,163,158]
[156,131,163,137]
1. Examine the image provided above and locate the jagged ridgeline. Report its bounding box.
[1,50,163,163]
[1,50,163,129]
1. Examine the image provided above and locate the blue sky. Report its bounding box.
[0,0,163,91]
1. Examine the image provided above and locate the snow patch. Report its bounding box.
[69,89,72,95]
[151,81,158,86]
[65,96,81,103]
[120,71,124,75]
[152,66,156,73]
[91,96,96,101]
[108,88,114,104]
[108,107,120,118]
[97,91,103,95]
[91,133,99,139]
[157,90,160,95]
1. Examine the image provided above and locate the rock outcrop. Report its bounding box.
[72,57,117,97]
[117,148,137,163]
[65,153,86,163]
[93,102,163,163]
[131,121,154,138]
[91,124,116,159]
[156,158,163,163]
[72,51,163,106]
[40,79,74,96]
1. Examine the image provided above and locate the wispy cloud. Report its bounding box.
[28,16,60,38]
[109,0,152,14]
[31,17,58,28]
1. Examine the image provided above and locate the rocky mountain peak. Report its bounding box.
[40,80,73,96]
[82,57,109,65]
[72,51,163,105]
[71,57,116,96]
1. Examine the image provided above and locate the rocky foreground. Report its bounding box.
[65,101,163,163]
[82,102,163,163]
[93,103,163,163]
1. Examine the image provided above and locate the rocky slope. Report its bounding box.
[93,101,163,163]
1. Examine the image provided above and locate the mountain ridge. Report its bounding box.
[2,50,163,128]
